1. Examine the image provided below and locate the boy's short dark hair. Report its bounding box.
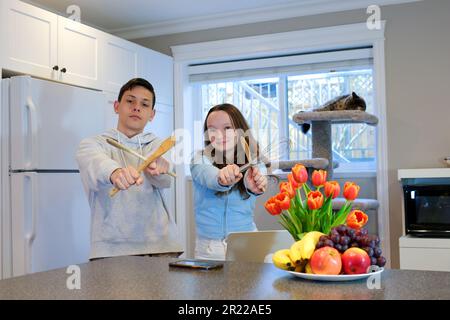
[118,78,156,108]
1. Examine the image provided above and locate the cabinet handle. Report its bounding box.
[52,65,59,71]
[61,68,67,73]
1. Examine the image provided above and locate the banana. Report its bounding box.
[302,231,324,260]
[294,260,307,273]
[272,249,295,270]
[305,262,313,274]
[290,231,325,264]
[299,231,325,260]
[289,240,304,265]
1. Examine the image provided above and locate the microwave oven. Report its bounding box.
[401,177,450,237]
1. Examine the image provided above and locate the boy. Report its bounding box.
[76,78,182,260]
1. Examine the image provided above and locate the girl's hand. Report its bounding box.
[144,157,169,176]
[218,164,243,186]
[245,167,267,194]
[110,166,143,190]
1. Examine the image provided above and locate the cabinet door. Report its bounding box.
[103,36,141,93]
[140,48,174,106]
[145,103,174,138]
[104,91,119,130]
[1,0,58,79]
[57,16,104,90]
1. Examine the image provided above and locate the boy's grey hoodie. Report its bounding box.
[76,128,182,259]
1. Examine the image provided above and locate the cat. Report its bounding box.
[300,92,366,134]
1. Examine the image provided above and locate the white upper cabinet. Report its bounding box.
[1,0,58,79]
[1,0,103,90]
[56,16,104,90]
[103,36,174,107]
[0,0,174,101]
[103,35,141,93]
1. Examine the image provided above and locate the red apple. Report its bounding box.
[341,247,371,274]
[310,246,342,275]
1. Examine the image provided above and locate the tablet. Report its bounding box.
[168,259,224,270]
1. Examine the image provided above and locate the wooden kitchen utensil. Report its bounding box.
[106,138,147,161]
[106,138,176,178]
[240,136,253,165]
[109,135,177,197]
[238,137,289,173]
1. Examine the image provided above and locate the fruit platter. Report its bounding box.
[265,164,386,281]
[272,225,386,281]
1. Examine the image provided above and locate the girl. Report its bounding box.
[190,103,268,260]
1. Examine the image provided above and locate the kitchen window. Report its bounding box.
[189,48,375,173]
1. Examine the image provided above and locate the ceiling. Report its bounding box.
[25,0,301,30]
[24,0,421,39]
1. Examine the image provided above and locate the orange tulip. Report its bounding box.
[292,164,308,184]
[343,182,360,201]
[274,192,291,210]
[307,191,324,210]
[280,182,295,199]
[324,181,340,199]
[287,173,299,189]
[311,170,327,187]
[264,197,282,216]
[346,210,368,229]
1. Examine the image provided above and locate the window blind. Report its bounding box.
[188,47,373,83]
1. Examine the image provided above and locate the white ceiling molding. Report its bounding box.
[171,22,385,63]
[111,0,420,39]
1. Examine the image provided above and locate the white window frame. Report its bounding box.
[172,22,390,267]
[193,67,376,172]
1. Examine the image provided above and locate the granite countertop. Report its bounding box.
[1,256,450,300]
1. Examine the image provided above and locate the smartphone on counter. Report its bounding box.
[169,259,224,270]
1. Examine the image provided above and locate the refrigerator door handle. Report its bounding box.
[25,97,39,169]
[23,173,38,274]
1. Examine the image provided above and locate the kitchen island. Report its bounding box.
[1,256,450,299]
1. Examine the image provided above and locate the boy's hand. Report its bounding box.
[218,164,243,186]
[144,157,169,176]
[245,167,267,194]
[110,166,143,190]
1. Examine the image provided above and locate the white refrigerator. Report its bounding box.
[1,76,109,279]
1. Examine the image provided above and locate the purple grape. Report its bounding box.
[341,245,348,252]
[330,227,339,234]
[359,237,370,247]
[319,235,329,242]
[368,240,377,249]
[372,235,381,245]
[340,236,351,246]
[324,239,335,248]
[330,234,340,243]
[359,228,368,236]
[316,241,324,249]
[350,242,359,248]
[377,256,386,267]
[347,228,356,240]
[336,225,347,235]
[363,247,374,257]
[334,244,343,252]
[371,257,378,265]
[373,247,383,258]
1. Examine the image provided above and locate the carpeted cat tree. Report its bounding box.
[293,110,379,178]
[288,110,381,229]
